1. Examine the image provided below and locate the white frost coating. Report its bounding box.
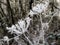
[6,25,21,35]
[18,19,26,33]
[29,0,49,16]
[6,0,49,35]
[29,10,38,16]
[25,17,32,29]
[15,24,21,31]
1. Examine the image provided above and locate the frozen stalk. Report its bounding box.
[39,12,49,45]
[23,34,33,45]
[41,22,49,45]
[40,14,45,45]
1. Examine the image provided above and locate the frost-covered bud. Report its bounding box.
[3,36,9,42]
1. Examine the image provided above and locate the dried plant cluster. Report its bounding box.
[0,0,60,45]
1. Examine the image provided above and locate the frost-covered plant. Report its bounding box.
[6,17,31,35]
[6,0,49,37]
[29,0,49,16]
